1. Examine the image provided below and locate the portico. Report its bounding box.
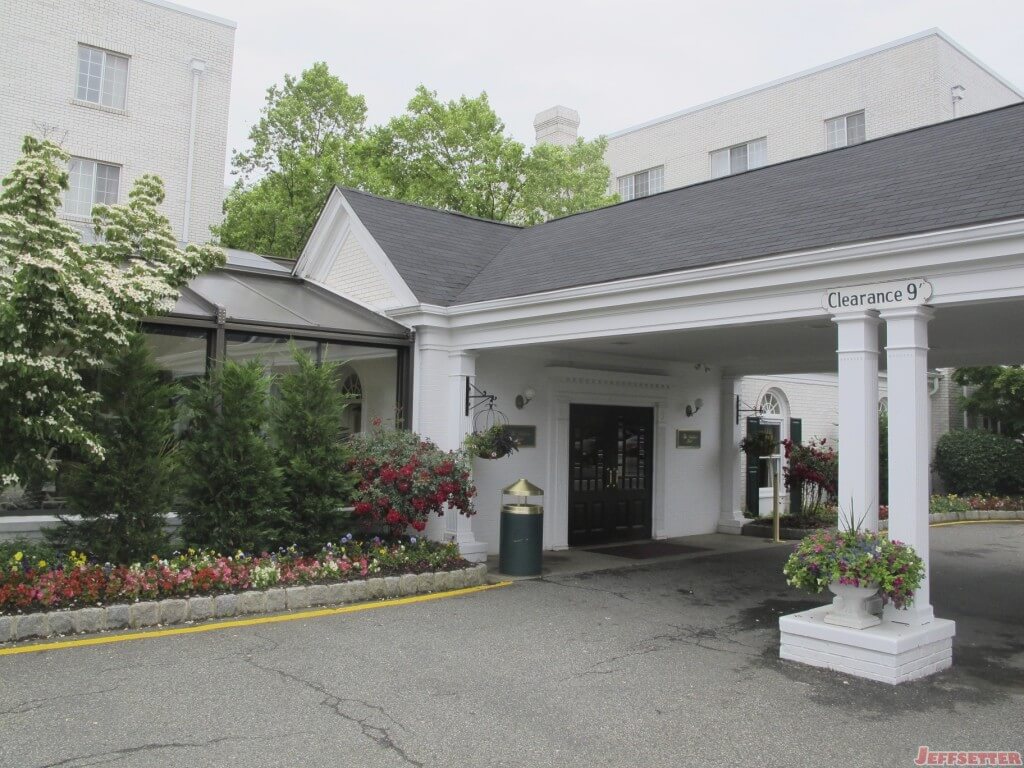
[292,104,1024,683]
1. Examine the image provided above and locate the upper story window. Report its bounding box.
[618,166,664,201]
[65,157,121,217]
[710,138,767,179]
[76,44,129,109]
[825,110,865,150]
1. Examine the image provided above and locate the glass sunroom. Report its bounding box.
[144,249,413,430]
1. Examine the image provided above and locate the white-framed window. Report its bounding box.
[760,391,784,417]
[76,44,129,109]
[617,166,664,201]
[825,110,866,150]
[710,137,767,179]
[65,158,121,216]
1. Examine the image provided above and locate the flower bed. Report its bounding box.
[1,536,467,616]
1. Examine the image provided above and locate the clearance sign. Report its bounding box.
[822,278,932,313]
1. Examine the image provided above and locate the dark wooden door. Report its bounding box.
[568,404,654,546]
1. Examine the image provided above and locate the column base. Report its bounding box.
[455,537,488,563]
[779,606,955,684]
[717,512,746,535]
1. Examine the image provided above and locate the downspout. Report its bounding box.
[182,59,206,244]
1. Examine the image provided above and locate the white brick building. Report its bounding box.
[531,29,1022,514]
[586,29,1021,200]
[0,0,235,244]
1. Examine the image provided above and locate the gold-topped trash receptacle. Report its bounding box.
[499,478,544,576]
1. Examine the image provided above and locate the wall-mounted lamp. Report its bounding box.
[685,398,704,417]
[515,387,536,410]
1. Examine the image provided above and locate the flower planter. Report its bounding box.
[823,581,881,629]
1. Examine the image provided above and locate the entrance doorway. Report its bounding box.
[568,404,654,546]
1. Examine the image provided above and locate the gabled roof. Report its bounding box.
[337,188,521,306]
[332,103,1024,307]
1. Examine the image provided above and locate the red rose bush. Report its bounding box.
[347,423,476,536]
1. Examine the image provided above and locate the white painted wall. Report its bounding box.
[604,31,1020,195]
[0,0,235,243]
[463,349,722,554]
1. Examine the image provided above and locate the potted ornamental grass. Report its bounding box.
[782,514,925,629]
[464,424,519,460]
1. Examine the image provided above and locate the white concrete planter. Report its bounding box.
[823,581,881,629]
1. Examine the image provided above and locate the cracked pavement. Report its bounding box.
[1,524,1022,768]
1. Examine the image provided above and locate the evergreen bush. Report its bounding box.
[272,348,357,549]
[933,429,1024,495]
[178,360,285,552]
[47,334,178,562]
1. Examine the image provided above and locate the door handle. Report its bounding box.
[606,468,618,488]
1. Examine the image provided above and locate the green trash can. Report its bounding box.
[498,478,544,576]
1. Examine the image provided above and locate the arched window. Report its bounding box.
[760,391,783,417]
[339,368,363,436]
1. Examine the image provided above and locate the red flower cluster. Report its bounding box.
[347,427,476,537]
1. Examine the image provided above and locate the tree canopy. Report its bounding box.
[0,136,222,489]
[217,67,616,258]
[215,62,367,258]
[952,366,1024,437]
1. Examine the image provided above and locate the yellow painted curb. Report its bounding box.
[0,581,512,658]
[930,518,1024,528]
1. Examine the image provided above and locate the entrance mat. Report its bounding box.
[584,541,710,559]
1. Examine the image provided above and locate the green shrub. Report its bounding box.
[47,334,177,562]
[272,348,357,549]
[933,429,1024,495]
[178,360,285,552]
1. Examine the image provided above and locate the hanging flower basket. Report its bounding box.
[740,430,777,457]
[464,425,519,460]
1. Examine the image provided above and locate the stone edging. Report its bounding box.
[0,564,488,643]
[879,509,1024,530]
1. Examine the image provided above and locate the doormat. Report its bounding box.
[584,542,709,559]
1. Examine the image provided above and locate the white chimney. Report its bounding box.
[534,105,580,146]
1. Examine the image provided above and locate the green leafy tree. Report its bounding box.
[353,86,616,224]
[0,136,222,491]
[215,62,367,258]
[273,348,357,549]
[952,366,1024,437]
[178,360,285,552]
[48,334,178,562]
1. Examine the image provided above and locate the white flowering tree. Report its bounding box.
[0,136,224,490]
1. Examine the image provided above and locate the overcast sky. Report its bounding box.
[190,0,1024,182]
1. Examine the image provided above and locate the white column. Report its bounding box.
[717,377,744,533]
[448,350,487,563]
[833,311,880,532]
[881,307,934,625]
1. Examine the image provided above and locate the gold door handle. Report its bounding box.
[606,468,618,488]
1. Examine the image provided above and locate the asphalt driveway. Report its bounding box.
[1,523,1021,768]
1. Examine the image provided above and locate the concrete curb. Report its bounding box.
[879,509,1024,531]
[0,564,488,643]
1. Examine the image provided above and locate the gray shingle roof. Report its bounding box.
[341,104,1024,306]
[338,188,520,306]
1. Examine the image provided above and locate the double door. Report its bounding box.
[568,404,654,546]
